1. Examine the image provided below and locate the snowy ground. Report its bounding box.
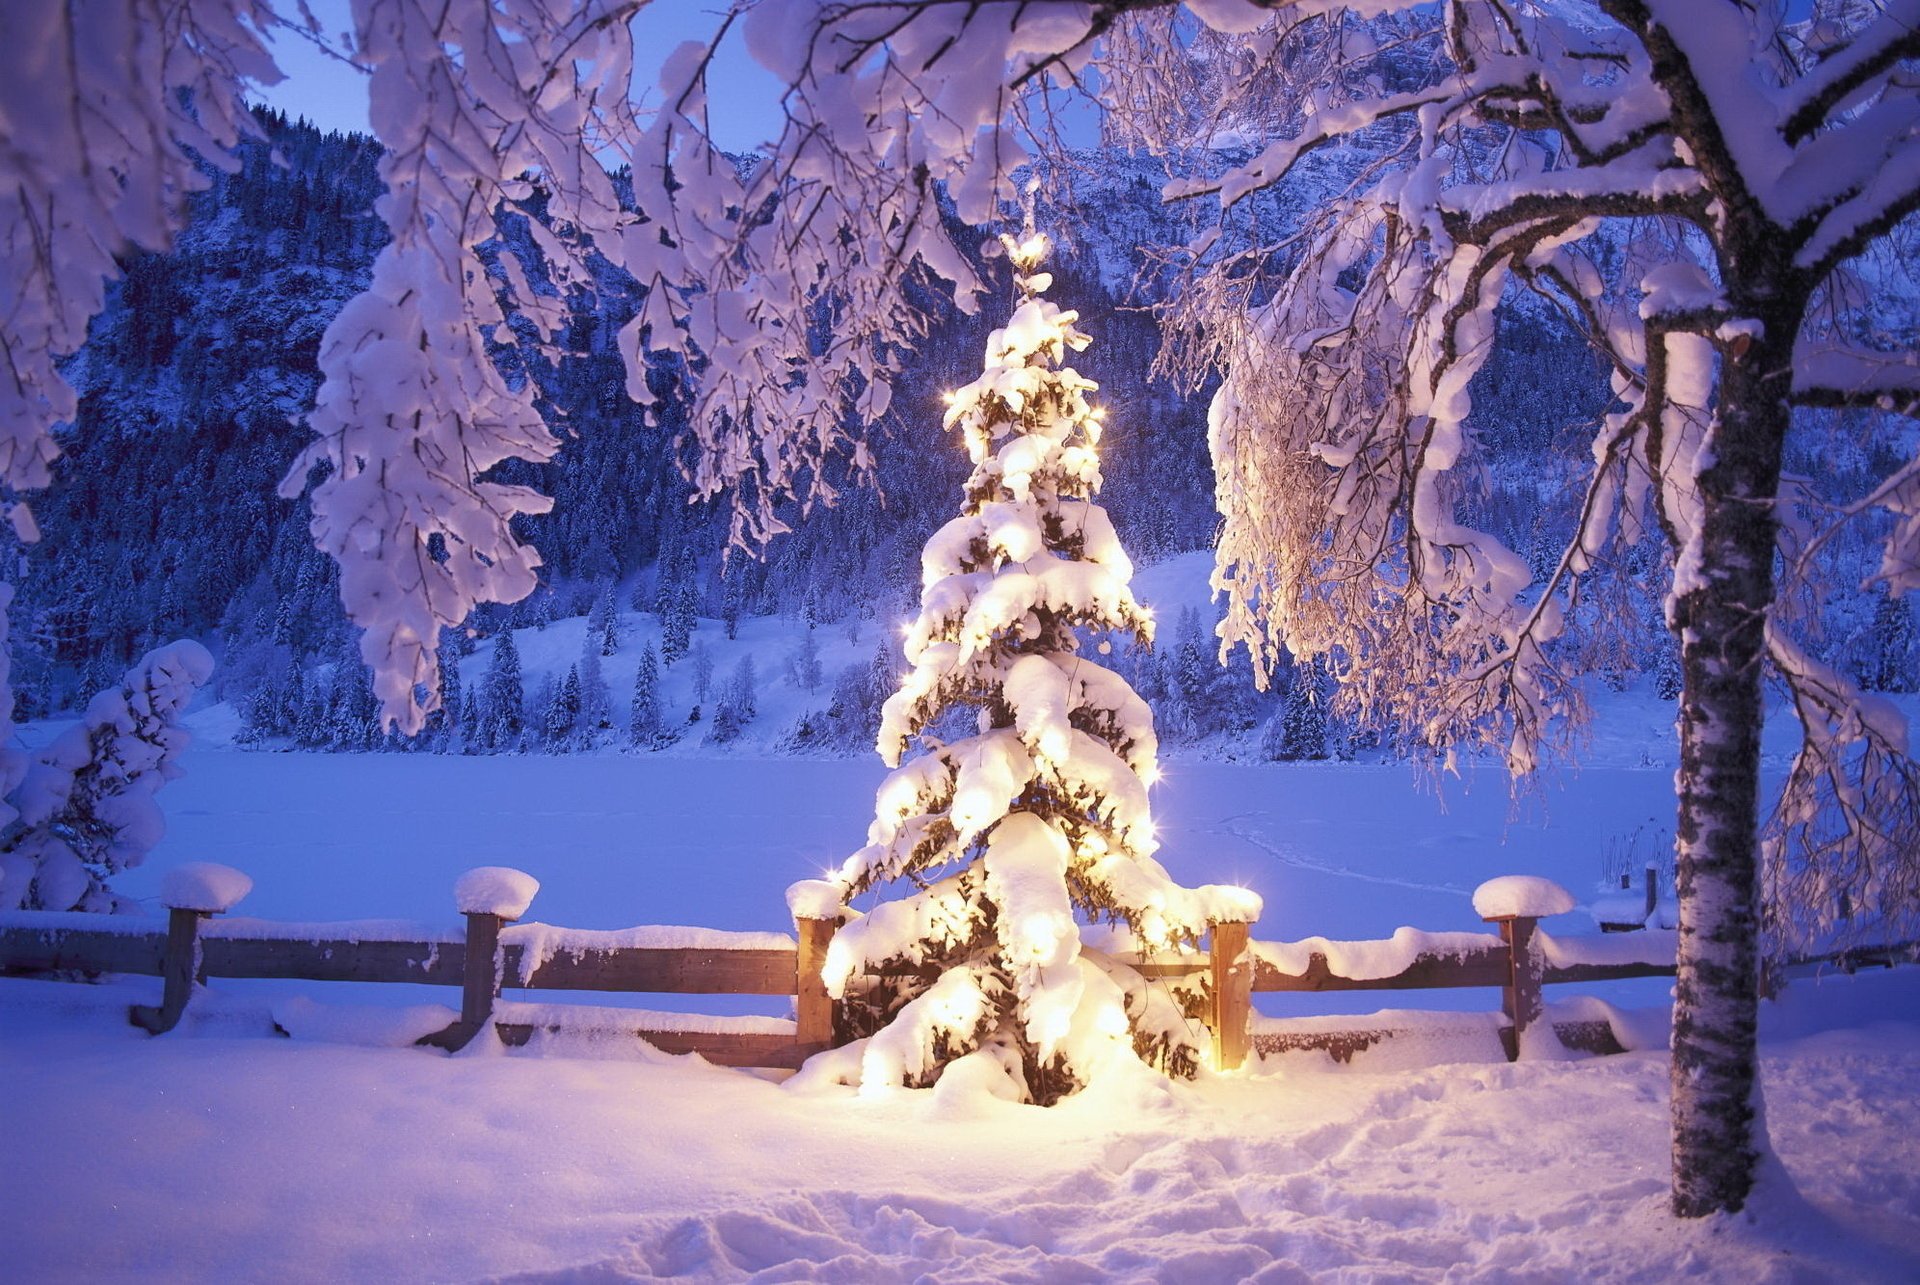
[3,741,1919,1280]
[6,547,1920,1280]
[3,964,1916,1282]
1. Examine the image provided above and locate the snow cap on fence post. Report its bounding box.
[786,879,845,924]
[454,867,539,921]
[160,862,252,914]
[1472,876,1575,921]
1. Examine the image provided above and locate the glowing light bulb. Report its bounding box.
[1022,913,1060,961]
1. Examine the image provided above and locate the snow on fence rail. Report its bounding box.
[1125,880,1914,1068]
[2,868,1909,1073]
[0,864,840,1069]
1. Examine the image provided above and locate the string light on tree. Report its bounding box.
[787,232,1258,1104]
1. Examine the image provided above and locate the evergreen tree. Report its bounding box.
[419,634,461,750]
[459,682,480,753]
[544,666,583,749]
[690,641,714,707]
[792,627,824,694]
[577,645,613,740]
[629,642,664,748]
[788,239,1256,1104]
[1276,663,1329,762]
[660,561,694,665]
[335,665,381,751]
[479,631,525,752]
[589,582,620,657]
[239,684,279,747]
[1655,638,1684,702]
[708,697,742,744]
[674,570,701,656]
[1867,594,1917,694]
[722,566,745,640]
[295,668,331,747]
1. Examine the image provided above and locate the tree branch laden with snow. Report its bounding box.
[0,640,214,913]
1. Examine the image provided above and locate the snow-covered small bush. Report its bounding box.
[794,239,1258,1104]
[0,641,213,912]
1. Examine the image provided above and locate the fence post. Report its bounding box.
[1489,914,1542,1061]
[418,911,505,1051]
[421,867,538,1052]
[1209,919,1252,1072]
[130,861,252,1035]
[794,916,839,1051]
[129,907,207,1035]
[1643,864,1659,924]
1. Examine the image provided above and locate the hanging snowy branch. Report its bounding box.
[1106,0,1920,1218]
[0,0,278,816]
[282,0,649,734]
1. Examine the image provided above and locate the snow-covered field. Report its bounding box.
[4,739,1919,1280]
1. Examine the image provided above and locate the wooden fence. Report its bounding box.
[0,872,840,1069]
[1129,913,1680,1067]
[4,864,1907,1072]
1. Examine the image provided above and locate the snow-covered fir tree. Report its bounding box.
[0,642,213,912]
[477,631,525,753]
[576,645,613,742]
[791,627,824,695]
[689,642,714,709]
[1277,683,1329,763]
[543,666,582,750]
[789,236,1257,1104]
[588,583,620,657]
[629,642,665,749]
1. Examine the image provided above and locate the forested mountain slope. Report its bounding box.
[17,111,1912,754]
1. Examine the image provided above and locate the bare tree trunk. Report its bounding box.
[1667,310,1794,1217]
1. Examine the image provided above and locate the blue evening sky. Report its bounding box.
[254,0,787,151]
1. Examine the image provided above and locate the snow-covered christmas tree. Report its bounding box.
[790,235,1259,1104]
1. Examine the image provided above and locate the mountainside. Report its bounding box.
[15,110,1913,755]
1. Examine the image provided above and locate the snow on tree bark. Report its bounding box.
[791,237,1257,1102]
[1078,0,1920,1216]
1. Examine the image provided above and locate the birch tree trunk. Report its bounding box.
[1667,287,1798,1217]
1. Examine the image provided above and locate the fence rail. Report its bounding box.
[0,880,841,1069]
[4,865,1909,1074]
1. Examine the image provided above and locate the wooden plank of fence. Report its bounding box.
[501,945,799,995]
[1252,945,1510,993]
[490,1024,811,1068]
[0,922,166,975]
[1252,1019,1624,1064]
[1542,959,1676,985]
[202,936,465,986]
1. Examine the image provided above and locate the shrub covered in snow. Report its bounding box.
[792,238,1258,1104]
[0,641,214,912]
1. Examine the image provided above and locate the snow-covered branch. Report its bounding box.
[285,0,645,734]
